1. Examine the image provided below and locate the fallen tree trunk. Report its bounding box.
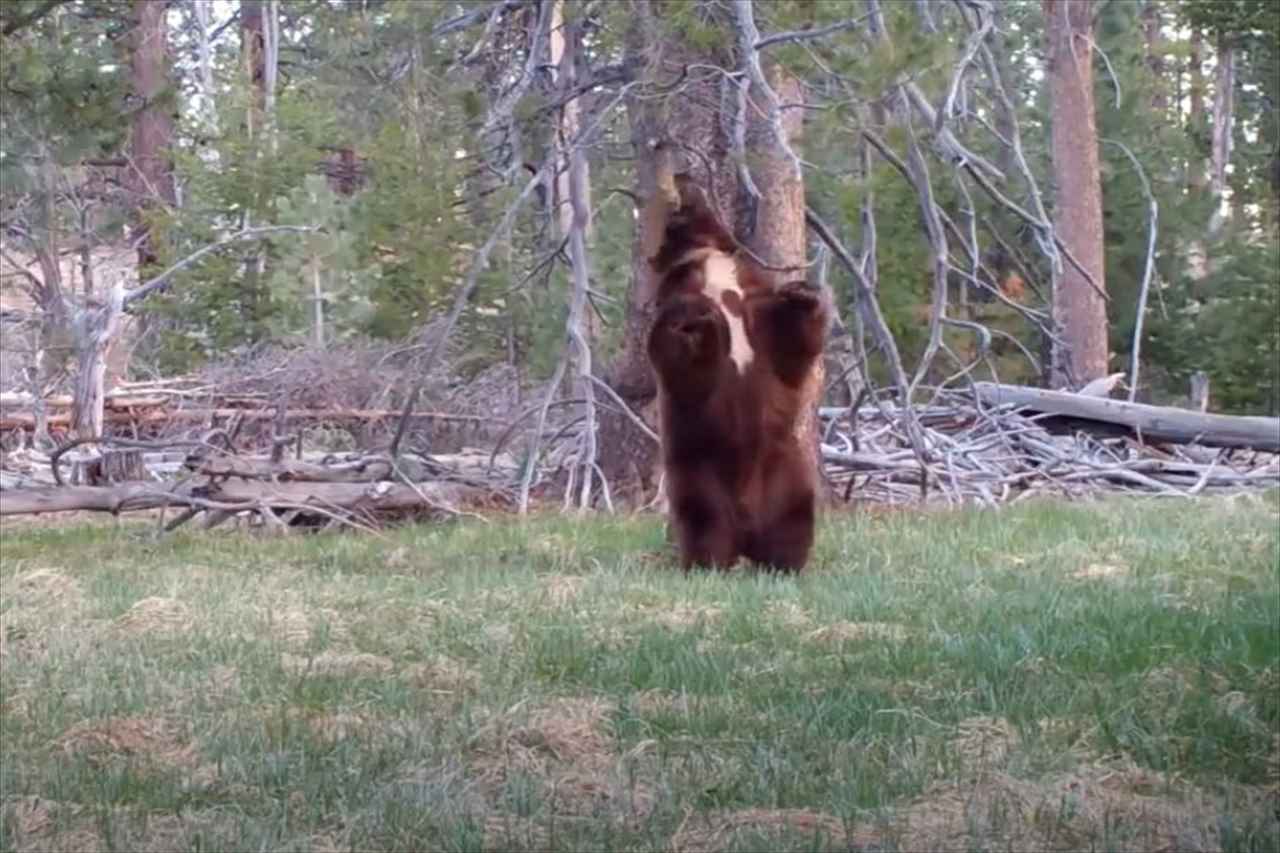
[0,483,189,515]
[974,382,1280,452]
[191,450,518,482]
[0,407,502,430]
[0,478,488,517]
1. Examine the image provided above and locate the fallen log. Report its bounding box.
[0,483,190,515]
[191,450,519,482]
[0,478,489,517]
[974,382,1280,452]
[0,407,504,430]
[192,455,433,482]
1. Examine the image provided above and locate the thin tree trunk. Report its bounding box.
[125,0,177,269]
[193,0,219,135]
[1188,28,1207,192]
[1208,32,1235,238]
[70,282,125,441]
[1044,0,1108,386]
[596,0,668,503]
[549,0,597,383]
[1142,0,1167,113]
[311,255,325,347]
[239,0,277,336]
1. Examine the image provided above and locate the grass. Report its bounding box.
[1,493,1278,852]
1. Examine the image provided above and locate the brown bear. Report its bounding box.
[647,175,829,573]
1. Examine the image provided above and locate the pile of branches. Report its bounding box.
[1,374,1277,530]
[0,333,538,455]
[820,383,1280,505]
[0,440,519,532]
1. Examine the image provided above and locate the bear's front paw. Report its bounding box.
[653,296,727,362]
[773,281,826,318]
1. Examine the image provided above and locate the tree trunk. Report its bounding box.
[70,283,126,441]
[125,0,176,269]
[1188,28,1207,192]
[1142,0,1167,113]
[740,62,826,494]
[1044,0,1108,387]
[239,0,272,336]
[549,0,598,388]
[1208,32,1235,238]
[193,0,219,134]
[596,0,674,504]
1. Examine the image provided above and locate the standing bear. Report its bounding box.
[647,175,830,572]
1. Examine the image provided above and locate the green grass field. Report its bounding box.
[2,494,1278,852]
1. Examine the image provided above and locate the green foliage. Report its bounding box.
[1178,0,1280,41]
[1146,241,1280,414]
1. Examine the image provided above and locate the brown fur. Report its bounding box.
[647,176,829,573]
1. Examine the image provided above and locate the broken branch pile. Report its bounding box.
[0,445,518,530]
[819,383,1279,505]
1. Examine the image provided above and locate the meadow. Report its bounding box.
[1,494,1278,852]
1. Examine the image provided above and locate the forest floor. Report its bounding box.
[1,495,1278,852]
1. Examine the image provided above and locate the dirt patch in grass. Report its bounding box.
[113,597,192,637]
[804,621,908,647]
[280,651,393,678]
[629,688,687,717]
[259,604,350,649]
[765,602,812,630]
[55,715,198,771]
[537,574,587,606]
[671,808,849,853]
[851,755,1277,852]
[631,603,723,631]
[474,696,656,823]
[1070,561,1130,580]
[482,814,550,852]
[5,569,86,610]
[2,796,103,853]
[402,656,480,694]
[947,716,1019,776]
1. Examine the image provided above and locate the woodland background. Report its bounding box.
[0,0,1277,508]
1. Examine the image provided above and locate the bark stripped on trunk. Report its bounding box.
[1208,32,1236,238]
[1044,0,1108,386]
[1188,28,1207,192]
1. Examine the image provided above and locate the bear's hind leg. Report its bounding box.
[744,489,815,573]
[671,491,739,571]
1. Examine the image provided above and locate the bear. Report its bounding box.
[646,175,830,573]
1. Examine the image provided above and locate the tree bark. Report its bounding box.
[1208,31,1236,237]
[1044,0,1108,387]
[1188,28,1207,192]
[70,283,125,440]
[125,0,176,269]
[549,0,598,385]
[1142,0,1167,113]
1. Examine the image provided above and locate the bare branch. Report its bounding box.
[731,0,803,180]
[1102,139,1158,402]
[432,0,526,40]
[754,14,872,51]
[124,225,319,307]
